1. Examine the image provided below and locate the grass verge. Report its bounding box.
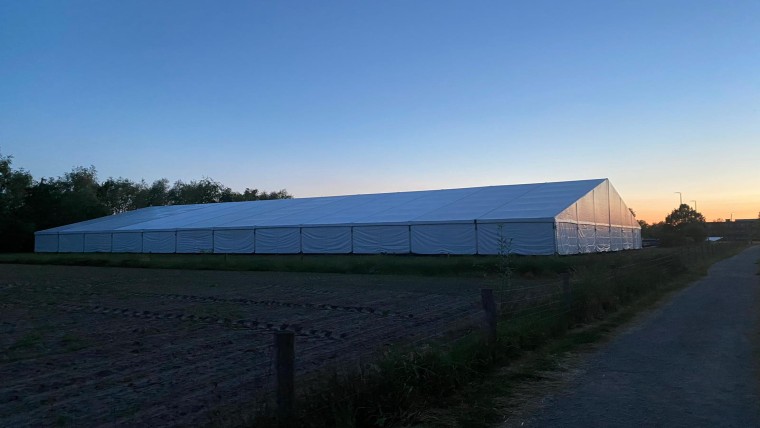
[0,246,725,279]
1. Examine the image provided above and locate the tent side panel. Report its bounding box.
[610,227,623,251]
[255,228,300,254]
[176,230,214,253]
[35,234,59,253]
[609,185,624,226]
[59,234,85,252]
[622,228,633,250]
[633,228,642,249]
[302,227,352,254]
[112,232,143,253]
[411,224,476,255]
[143,231,176,253]
[595,226,611,252]
[578,224,596,253]
[593,180,610,225]
[576,191,596,224]
[353,225,410,254]
[213,229,254,253]
[556,203,578,223]
[477,222,556,255]
[555,222,579,255]
[84,233,112,253]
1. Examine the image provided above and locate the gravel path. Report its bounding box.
[520,245,760,427]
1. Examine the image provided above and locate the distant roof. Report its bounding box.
[38,178,634,234]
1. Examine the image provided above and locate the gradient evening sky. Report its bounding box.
[1,1,758,223]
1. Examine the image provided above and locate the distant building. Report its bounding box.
[705,219,759,242]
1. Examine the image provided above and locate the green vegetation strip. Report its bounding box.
[0,252,570,277]
[240,244,746,428]
[0,247,719,279]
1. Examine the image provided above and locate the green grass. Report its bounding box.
[0,246,724,279]
[0,252,569,277]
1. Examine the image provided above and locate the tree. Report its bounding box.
[98,177,141,214]
[0,152,294,252]
[0,153,35,251]
[0,153,33,214]
[664,203,707,245]
[665,204,706,227]
[56,166,109,224]
[637,219,650,235]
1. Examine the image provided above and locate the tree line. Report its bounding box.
[0,153,291,252]
[639,204,760,246]
[637,204,707,246]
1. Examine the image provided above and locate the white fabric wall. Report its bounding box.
[176,230,213,253]
[353,225,410,254]
[556,203,578,223]
[143,231,176,253]
[633,228,642,249]
[112,232,143,253]
[622,228,633,250]
[59,234,85,252]
[255,228,300,253]
[477,222,556,255]
[35,234,58,253]
[593,181,610,225]
[576,191,596,223]
[84,233,112,253]
[578,224,596,254]
[302,227,352,253]
[555,222,579,255]
[610,227,623,251]
[411,224,476,255]
[213,229,254,253]
[595,226,611,252]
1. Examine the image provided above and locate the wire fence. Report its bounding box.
[257,242,747,426]
[1,243,744,426]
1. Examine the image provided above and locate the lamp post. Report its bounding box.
[675,192,682,206]
[730,213,734,222]
[690,200,697,211]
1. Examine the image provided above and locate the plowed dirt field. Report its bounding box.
[0,264,491,426]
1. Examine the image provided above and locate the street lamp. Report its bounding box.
[690,200,697,211]
[730,213,734,221]
[674,192,682,206]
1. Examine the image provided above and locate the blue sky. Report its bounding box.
[1,0,758,222]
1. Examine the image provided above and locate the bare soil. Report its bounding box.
[0,264,492,427]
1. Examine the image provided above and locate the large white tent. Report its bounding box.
[34,178,641,255]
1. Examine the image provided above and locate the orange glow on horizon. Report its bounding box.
[631,200,758,224]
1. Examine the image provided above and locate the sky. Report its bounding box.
[1,0,758,224]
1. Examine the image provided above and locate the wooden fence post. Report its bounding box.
[481,288,497,345]
[561,273,572,313]
[275,331,295,427]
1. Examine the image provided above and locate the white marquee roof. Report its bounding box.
[37,178,639,234]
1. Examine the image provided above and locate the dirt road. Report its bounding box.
[515,245,760,427]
